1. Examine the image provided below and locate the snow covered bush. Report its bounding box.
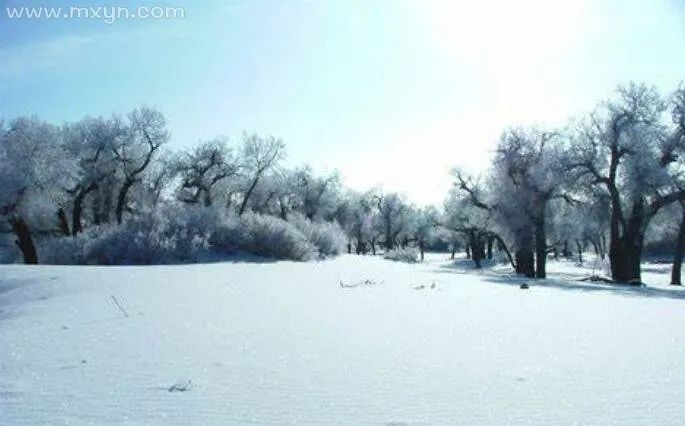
[83,206,220,264]
[19,203,349,265]
[384,247,419,263]
[210,212,318,261]
[287,213,346,257]
[40,205,220,265]
[39,233,91,265]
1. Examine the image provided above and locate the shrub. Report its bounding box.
[40,205,219,265]
[40,232,90,265]
[383,247,420,263]
[34,207,340,265]
[287,213,346,257]
[210,212,318,261]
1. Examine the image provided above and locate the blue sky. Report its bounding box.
[1,0,685,204]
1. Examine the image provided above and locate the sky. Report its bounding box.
[1,0,685,205]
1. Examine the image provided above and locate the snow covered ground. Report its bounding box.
[2,254,685,425]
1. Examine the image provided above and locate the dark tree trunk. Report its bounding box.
[57,208,70,236]
[609,241,642,283]
[73,183,97,235]
[347,242,352,254]
[116,178,136,224]
[102,184,113,224]
[355,238,365,254]
[491,234,516,270]
[608,214,645,284]
[671,209,685,285]
[607,199,646,283]
[384,223,393,250]
[465,244,471,259]
[534,219,546,279]
[239,178,260,216]
[451,245,456,260]
[591,240,600,257]
[470,233,485,269]
[419,241,425,262]
[576,240,583,264]
[92,189,102,225]
[515,248,535,278]
[11,217,38,264]
[515,228,535,278]
[486,237,493,260]
[562,240,571,258]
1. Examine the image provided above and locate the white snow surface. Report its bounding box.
[2,254,685,425]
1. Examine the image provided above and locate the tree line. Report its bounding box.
[1,81,685,285]
[449,82,685,285]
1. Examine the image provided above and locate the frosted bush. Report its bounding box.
[33,207,339,265]
[384,247,419,263]
[210,212,318,261]
[39,205,220,265]
[83,206,222,265]
[287,213,346,257]
[40,233,90,265]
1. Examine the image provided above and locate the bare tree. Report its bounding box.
[0,117,72,263]
[174,138,239,206]
[237,133,285,216]
[113,107,169,224]
[567,83,685,283]
[62,117,121,234]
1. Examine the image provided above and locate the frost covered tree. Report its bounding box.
[174,138,239,206]
[490,127,567,278]
[112,107,169,224]
[411,206,439,261]
[442,183,515,269]
[237,133,285,216]
[374,192,411,250]
[567,83,685,282]
[290,166,341,221]
[0,117,72,263]
[62,116,122,234]
[336,190,378,254]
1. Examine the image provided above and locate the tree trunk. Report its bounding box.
[419,241,425,262]
[451,245,456,260]
[534,219,546,279]
[609,241,642,283]
[355,238,365,254]
[486,237,493,260]
[11,217,38,264]
[515,248,535,277]
[608,211,645,284]
[72,183,97,235]
[470,232,485,268]
[671,207,685,285]
[102,183,113,224]
[607,199,646,283]
[384,223,393,250]
[515,227,535,278]
[491,234,516,271]
[239,178,260,216]
[576,240,583,264]
[57,208,70,236]
[465,244,471,259]
[116,178,136,224]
